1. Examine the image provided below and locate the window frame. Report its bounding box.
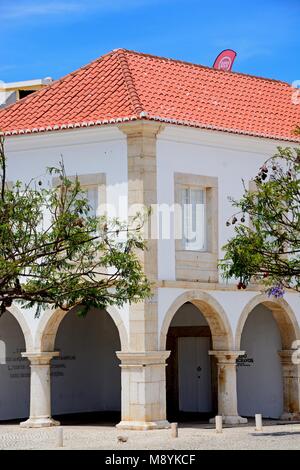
[52,173,106,217]
[181,184,207,252]
[174,173,218,282]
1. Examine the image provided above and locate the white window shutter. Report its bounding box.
[182,187,206,251]
[85,186,98,217]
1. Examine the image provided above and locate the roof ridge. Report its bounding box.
[1,48,298,142]
[121,49,291,87]
[0,49,119,117]
[0,47,290,120]
[115,49,144,117]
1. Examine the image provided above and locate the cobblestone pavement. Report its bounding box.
[0,420,300,450]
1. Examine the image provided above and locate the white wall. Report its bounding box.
[5,124,300,341]
[52,307,121,415]
[4,126,130,336]
[3,123,127,420]
[157,126,283,281]
[5,126,127,221]
[1,123,299,422]
[0,90,17,107]
[0,312,30,421]
[237,305,283,418]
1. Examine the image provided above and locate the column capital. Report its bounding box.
[278,349,300,367]
[118,120,165,137]
[21,351,60,365]
[279,349,297,358]
[209,350,245,363]
[116,350,170,366]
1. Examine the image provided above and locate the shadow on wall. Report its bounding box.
[51,307,121,416]
[237,305,283,419]
[0,311,30,421]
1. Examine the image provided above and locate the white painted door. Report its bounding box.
[178,337,212,412]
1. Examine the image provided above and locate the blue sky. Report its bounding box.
[1,0,299,84]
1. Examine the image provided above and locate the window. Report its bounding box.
[52,173,106,218]
[80,185,99,218]
[174,173,218,282]
[181,187,206,251]
[18,89,36,100]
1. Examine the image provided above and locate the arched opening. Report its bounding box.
[162,291,233,423]
[49,307,122,425]
[166,302,217,421]
[236,296,299,419]
[0,311,30,422]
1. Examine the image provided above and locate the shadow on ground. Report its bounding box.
[251,431,300,437]
[53,411,121,426]
[0,411,299,430]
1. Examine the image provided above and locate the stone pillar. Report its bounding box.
[116,351,170,430]
[119,121,164,353]
[118,122,168,428]
[20,352,60,428]
[209,350,247,424]
[279,350,300,421]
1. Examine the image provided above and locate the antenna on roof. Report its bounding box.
[213,49,237,71]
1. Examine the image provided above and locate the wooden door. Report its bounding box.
[178,337,212,412]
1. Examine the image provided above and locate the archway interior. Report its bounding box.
[51,306,121,424]
[166,302,217,422]
[0,311,30,422]
[237,304,283,419]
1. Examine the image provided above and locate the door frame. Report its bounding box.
[166,326,217,417]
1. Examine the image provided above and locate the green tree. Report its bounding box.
[0,136,151,316]
[220,143,300,297]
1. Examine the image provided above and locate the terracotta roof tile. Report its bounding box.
[0,49,299,142]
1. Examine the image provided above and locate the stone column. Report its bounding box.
[119,121,164,353]
[117,123,169,428]
[279,350,300,421]
[116,351,170,430]
[209,350,247,424]
[20,352,60,428]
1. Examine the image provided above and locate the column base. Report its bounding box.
[209,415,248,425]
[280,412,300,422]
[20,417,60,428]
[116,420,170,431]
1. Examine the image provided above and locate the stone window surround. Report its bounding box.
[52,173,106,215]
[174,172,218,283]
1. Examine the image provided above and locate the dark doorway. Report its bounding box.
[166,303,217,422]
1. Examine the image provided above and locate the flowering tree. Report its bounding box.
[220,142,300,297]
[0,136,150,316]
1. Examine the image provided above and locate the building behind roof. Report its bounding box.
[0,77,53,108]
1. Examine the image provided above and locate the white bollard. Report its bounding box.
[215,415,222,433]
[171,422,178,438]
[56,427,63,447]
[255,414,263,432]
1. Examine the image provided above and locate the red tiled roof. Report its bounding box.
[1,49,299,142]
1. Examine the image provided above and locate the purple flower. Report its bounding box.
[268,284,285,299]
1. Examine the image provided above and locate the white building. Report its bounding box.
[0,78,53,108]
[0,49,299,429]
